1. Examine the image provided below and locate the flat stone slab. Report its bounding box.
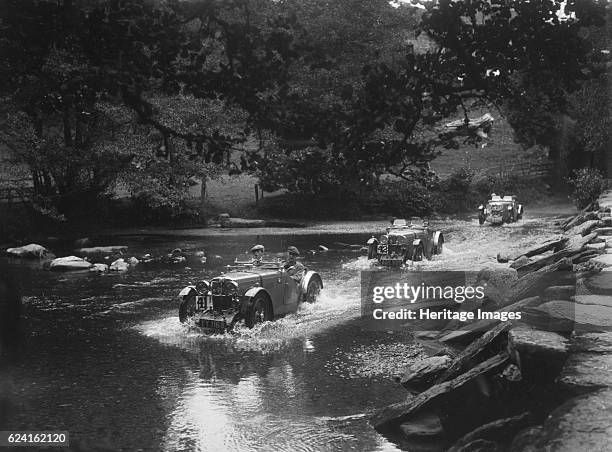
[564,220,600,238]
[76,246,128,254]
[508,326,569,357]
[532,389,612,451]
[586,242,606,251]
[593,227,612,236]
[589,254,612,267]
[535,300,612,330]
[583,271,612,292]
[558,353,612,392]
[399,412,444,437]
[399,355,452,389]
[570,332,612,353]
[573,295,612,308]
[543,285,575,301]
[49,256,92,271]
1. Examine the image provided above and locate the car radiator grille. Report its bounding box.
[212,294,234,311]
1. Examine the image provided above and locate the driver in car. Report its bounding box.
[283,246,306,283]
[250,244,265,265]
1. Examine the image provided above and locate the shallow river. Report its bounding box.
[2,214,566,451]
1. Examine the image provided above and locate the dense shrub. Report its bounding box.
[567,168,607,209]
[368,180,434,217]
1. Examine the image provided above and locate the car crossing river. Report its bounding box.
[1,211,567,451]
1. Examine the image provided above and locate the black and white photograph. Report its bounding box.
[1,0,612,451]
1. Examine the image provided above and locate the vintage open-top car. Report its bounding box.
[366,218,444,266]
[478,194,523,225]
[177,258,323,331]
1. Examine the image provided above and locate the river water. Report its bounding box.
[1,214,566,451]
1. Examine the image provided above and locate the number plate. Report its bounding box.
[198,319,227,330]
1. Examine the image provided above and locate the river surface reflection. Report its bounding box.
[1,217,563,451]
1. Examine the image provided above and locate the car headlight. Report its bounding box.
[196,280,210,293]
[379,235,388,244]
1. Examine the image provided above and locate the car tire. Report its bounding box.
[179,294,196,323]
[412,244,424,262]
[304,277,322,303]
[434,236,444,255]
[245,294,272,328]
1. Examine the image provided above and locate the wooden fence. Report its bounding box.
[477,160,553,179]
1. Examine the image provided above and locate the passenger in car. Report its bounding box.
[283,246,306,283]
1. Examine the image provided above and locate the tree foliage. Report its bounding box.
[0,0,606,220]
[0,0,304,218]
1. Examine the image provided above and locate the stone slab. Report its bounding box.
[533,389,612,451]
[558,354,612,393]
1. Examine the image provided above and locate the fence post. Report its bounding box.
[255,184,259,205]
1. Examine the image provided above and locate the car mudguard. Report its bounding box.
[178,286,197,298]
[433,231,444,254]
[366,237,378,259]
[240,287,272,317]
[300,271,323,295]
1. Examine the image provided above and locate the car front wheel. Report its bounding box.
[245,295,272,328]
[304,278,322,303]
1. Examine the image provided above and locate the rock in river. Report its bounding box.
[49,256,92,271]
[6,244,51,259]
[76,246,128,255]
[89,263,109,273]
[110,258,129,272]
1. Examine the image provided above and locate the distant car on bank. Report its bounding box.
[366,218,444,266]
[478,194,523,225]
[177,258,323,332]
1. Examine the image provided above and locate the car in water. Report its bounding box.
[366,218,444,266]
[478,194,523,225]
[177,258,323,332]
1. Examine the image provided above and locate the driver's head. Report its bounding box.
[250,244,264,261]
[286,246,300,263]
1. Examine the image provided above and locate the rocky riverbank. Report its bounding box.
[371,191,612,451]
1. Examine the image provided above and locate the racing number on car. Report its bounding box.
[377,244,388,254]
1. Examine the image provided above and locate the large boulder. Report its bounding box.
[6,244,51,259]
[49,256,92,271]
